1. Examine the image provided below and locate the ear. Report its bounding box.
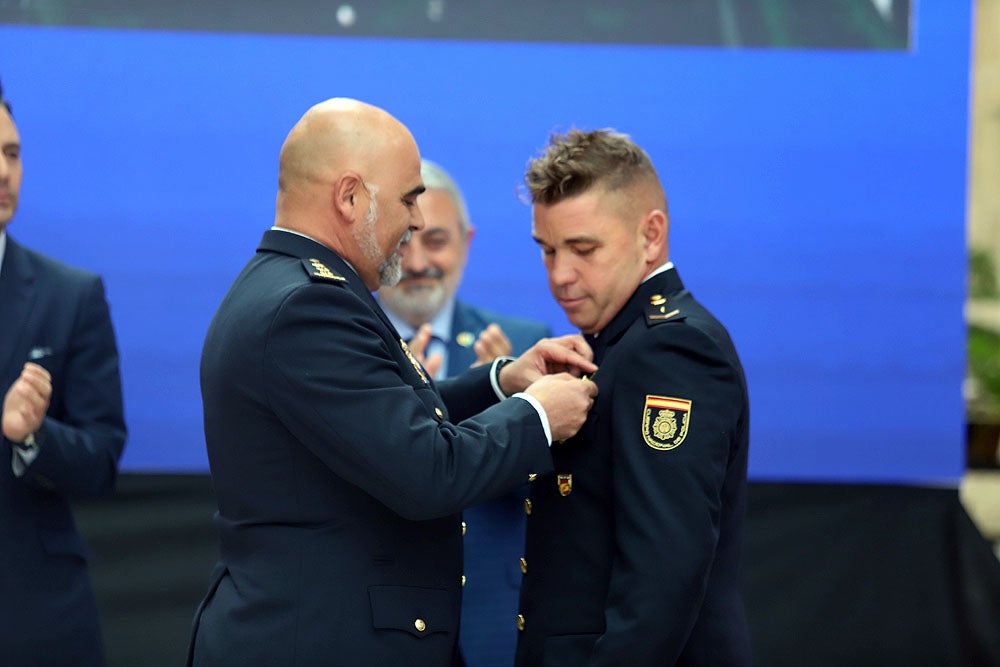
[333,172,364,221]
[456,225,476,270]
[641,208,669,262]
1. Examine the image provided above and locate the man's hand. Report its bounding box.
[407,324,444,379]
[523,373,598,443]
[2,362,52,443]
[498,335,597,396]
[472,323,512,367]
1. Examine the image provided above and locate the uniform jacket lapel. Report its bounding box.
[448,301,481,375]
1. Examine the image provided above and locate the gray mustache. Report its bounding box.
[401,267,444,281]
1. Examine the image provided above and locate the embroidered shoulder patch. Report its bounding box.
[302,258,347,283]
[641,395,692,450]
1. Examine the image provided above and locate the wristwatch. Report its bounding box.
[494,356,515,397]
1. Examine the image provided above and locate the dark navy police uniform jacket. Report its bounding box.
[515,267,752,667]
[188,230,553,666]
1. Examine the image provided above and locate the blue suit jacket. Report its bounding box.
[445,300,550,379]
[447,301,550,667]
[0,236,127,666]
[189,231,553,666]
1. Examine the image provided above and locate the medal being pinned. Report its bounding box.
[557,473,573,496]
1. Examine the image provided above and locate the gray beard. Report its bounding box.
[377,251,404,287]
[379,280,449,323]
[354,200,407,287]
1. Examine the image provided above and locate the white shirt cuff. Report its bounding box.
[489,357,552,446]
[11,439,40,477]
[512,392,552,446]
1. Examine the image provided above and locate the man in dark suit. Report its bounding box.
[0,80,127,666]
[187,98,598,666]
[515,128,751,666]
[378,159,550,667]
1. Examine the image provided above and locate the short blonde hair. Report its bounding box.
[524,128,665,213]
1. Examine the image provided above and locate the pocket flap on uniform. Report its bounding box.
[368,585,452,638]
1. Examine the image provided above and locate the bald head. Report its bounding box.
[278,98,411,198]
[274,98,425,289]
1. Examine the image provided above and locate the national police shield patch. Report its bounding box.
[642,395,692,450]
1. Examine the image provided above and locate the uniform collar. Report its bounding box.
[585,264,685,361]
[257,228,404,335]
[269,226,364,282]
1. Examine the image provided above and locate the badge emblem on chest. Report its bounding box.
[642,395,692,450]
[557,473,573,496]
[399,338,430,384]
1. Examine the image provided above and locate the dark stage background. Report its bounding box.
[74,475,1000,666]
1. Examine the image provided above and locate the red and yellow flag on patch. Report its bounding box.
[642,395,692,450]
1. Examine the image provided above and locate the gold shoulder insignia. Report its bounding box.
[302,258,347,283]
[641,395,692,450]
[645,295,684,325]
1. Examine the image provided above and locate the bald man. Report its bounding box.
[186,99,597,666]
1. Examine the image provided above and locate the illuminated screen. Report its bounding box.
[0,0,970,482]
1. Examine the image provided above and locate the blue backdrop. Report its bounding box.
[0,1,971,482]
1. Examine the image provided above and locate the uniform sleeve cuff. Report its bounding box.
[512,393,552,446]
